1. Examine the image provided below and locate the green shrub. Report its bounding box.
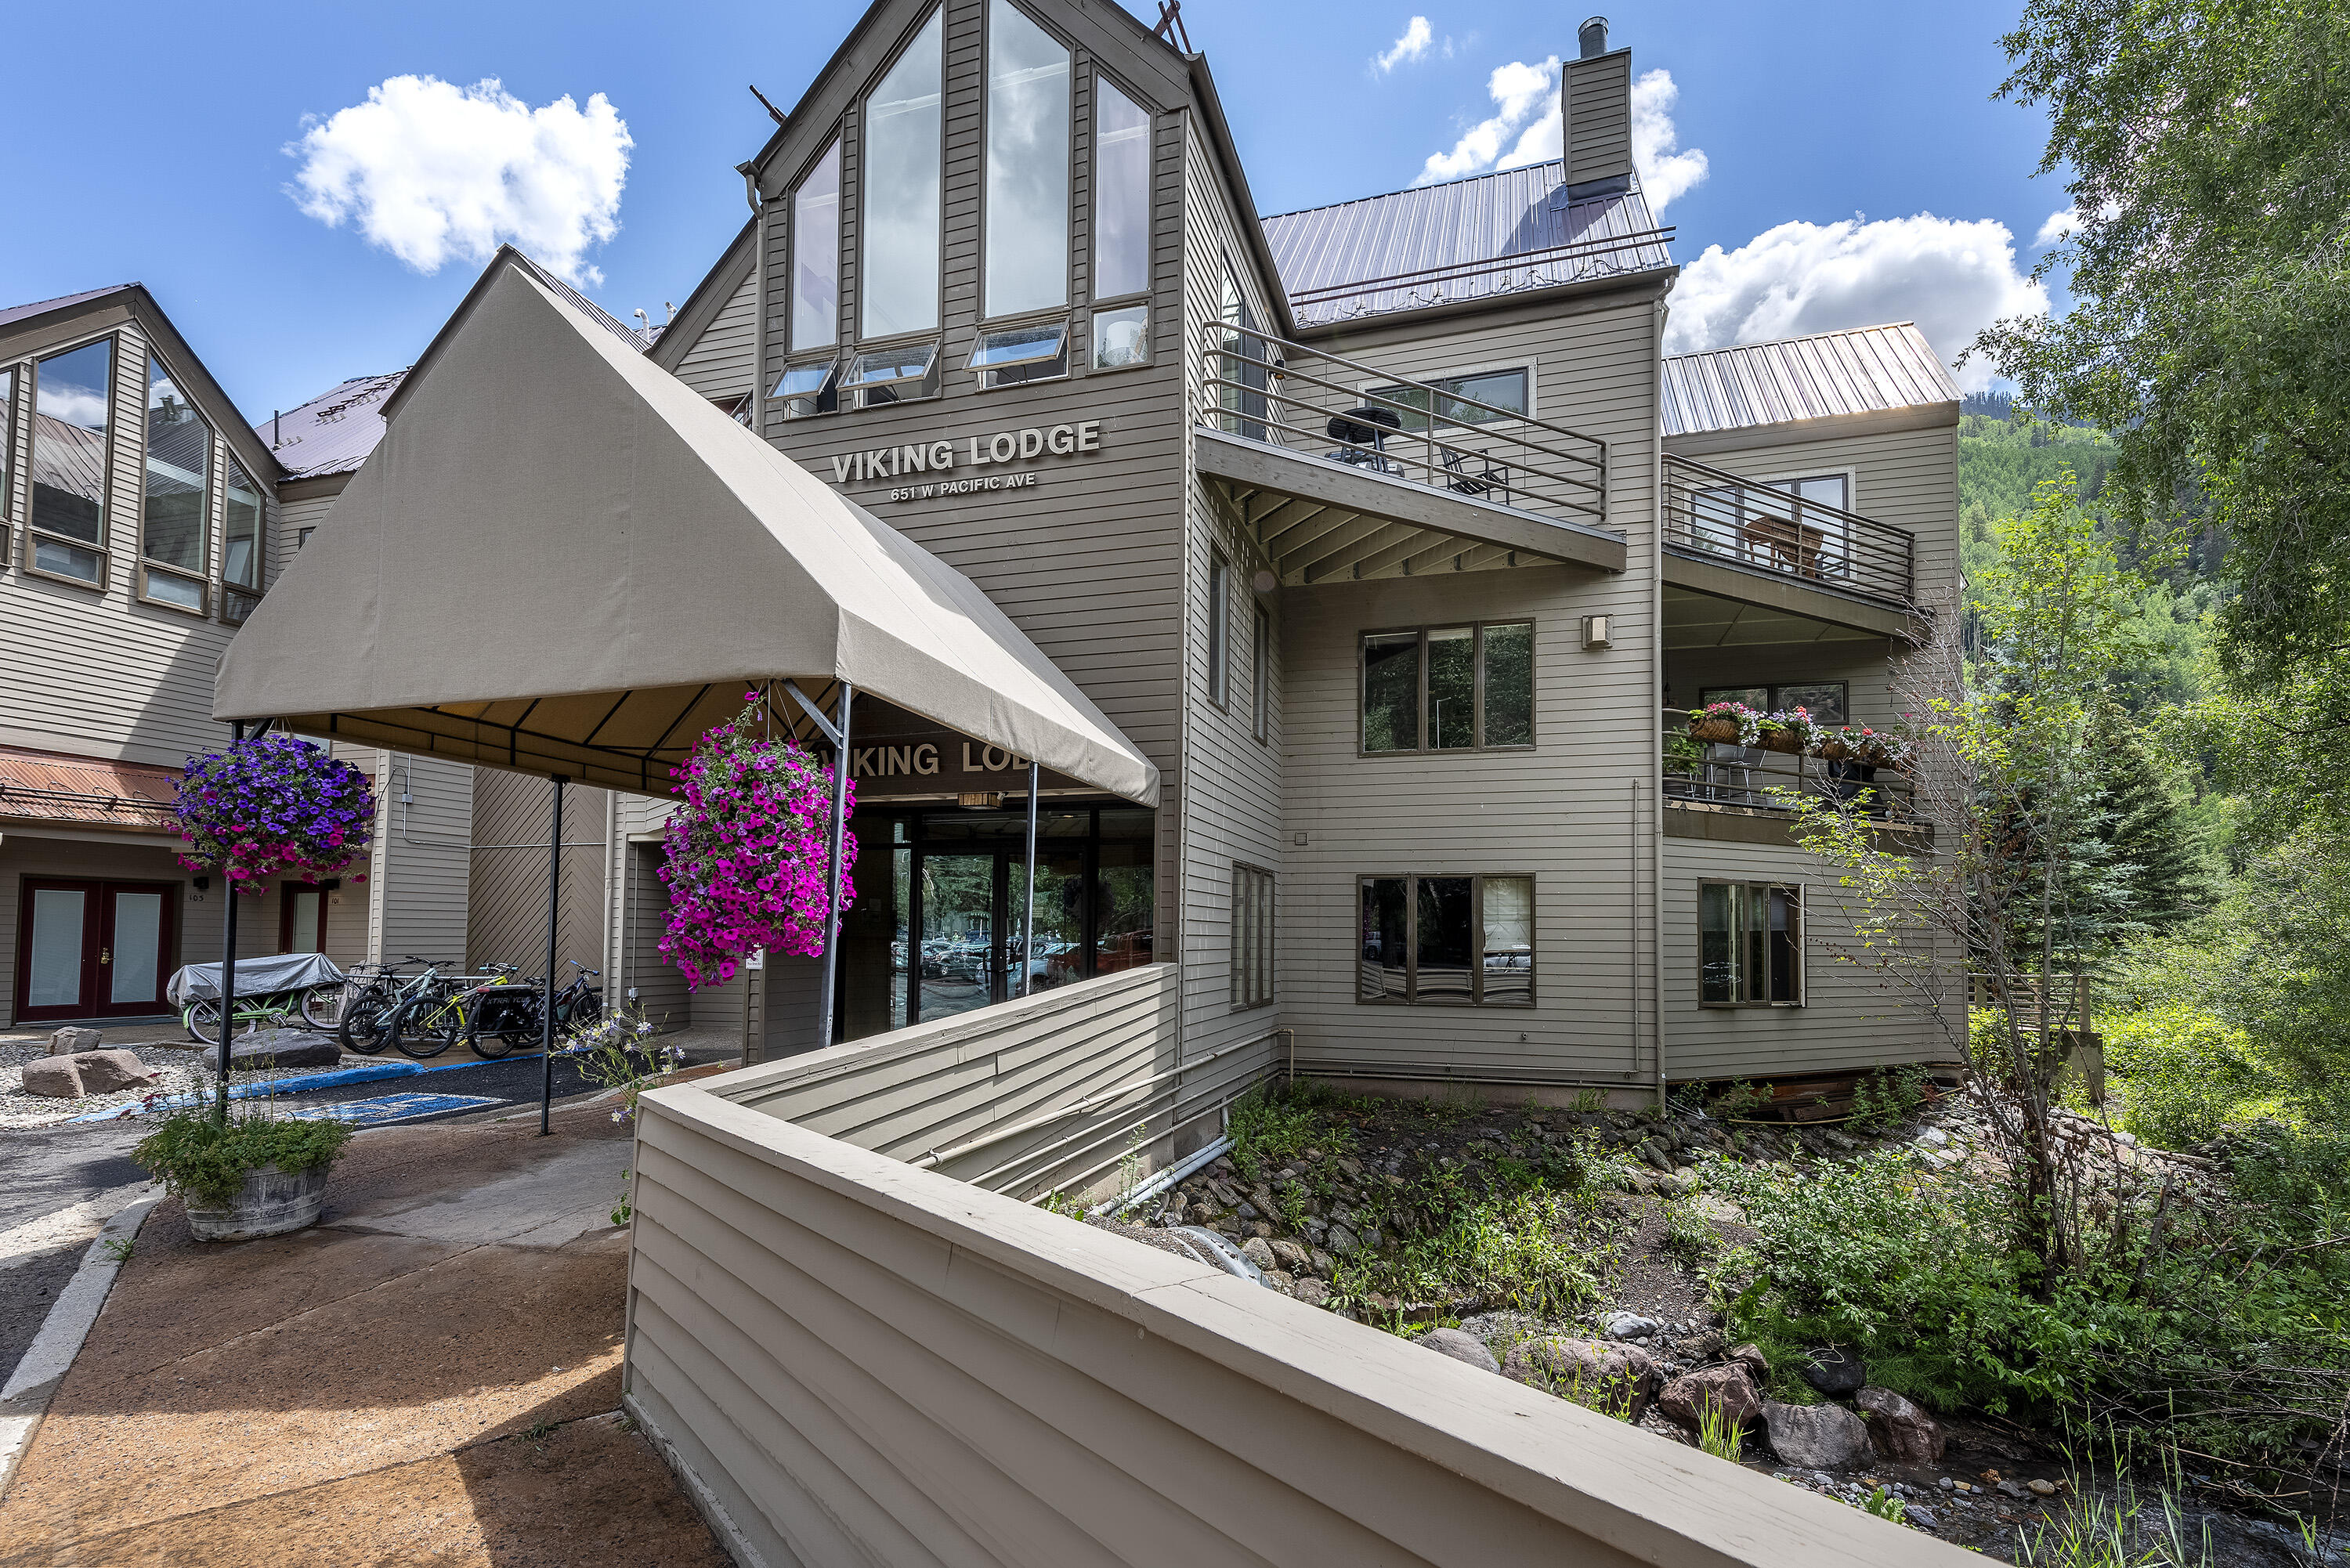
[2100,1004,2272,1149]
[134,1109,352,1209]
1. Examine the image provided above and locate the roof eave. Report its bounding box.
[1291,263,1677,340]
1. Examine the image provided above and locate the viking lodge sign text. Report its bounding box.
[826,421,1104,503]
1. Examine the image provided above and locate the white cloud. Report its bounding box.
[1413,60,1708,214]
[1664,214,2049,392]
[286,75,632,287]
[1417,56,1556,183]
[36,386,110,428]
[1629,70,1707,215]
[2035,200,2118,247]
[1376,16,1434,74]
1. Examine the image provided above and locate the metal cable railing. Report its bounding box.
[1196,320,1612,532]
[1661,709,1916,822]
[1663,453,1914,607]
[1283,226,1676,315]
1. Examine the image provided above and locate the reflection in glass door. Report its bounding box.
[918,851,999,1021]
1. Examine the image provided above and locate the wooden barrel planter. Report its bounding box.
[184,1163,331,1241]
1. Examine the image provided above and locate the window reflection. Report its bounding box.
[1415,877,1473,1001]
[1091,303,1148,370]
[1361,632,1419,750]
[1427,627,1476,750]
[142,356,210,608]
[1358,877,1408,1001]
[983,0,1070,317]
[862,12,943,338]
[222,457,262,613]
[31,338,113,583]
[791,140,842,350]
[1093,80,1152,300]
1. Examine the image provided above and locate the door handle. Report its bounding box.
[99,948,111,964]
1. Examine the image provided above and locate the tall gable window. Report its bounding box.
[1093,81,1151,300]
[29,338,114,586]
[0,368,13,553]
[862,10,944,339]
[221,457,263,622]
[790,139,842,351]
[983,0,1070,319]
[139,355,212,612]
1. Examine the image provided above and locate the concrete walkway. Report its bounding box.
[0,1104,723,1566]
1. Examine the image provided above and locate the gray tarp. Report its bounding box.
[168,952,345,1006]
[212,252,1159,806]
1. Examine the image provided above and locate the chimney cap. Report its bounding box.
[1578,16,1609,58]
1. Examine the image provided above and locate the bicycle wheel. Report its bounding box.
[184,999,225,1047]
[469,1023,516,1060]
[340,988,393,1055]
[389,995,461,1060]
[300,985,344,1031]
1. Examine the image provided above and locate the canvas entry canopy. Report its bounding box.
[213,254,1159,807]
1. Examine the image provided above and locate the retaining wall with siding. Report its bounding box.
[624,1075,1976,1568]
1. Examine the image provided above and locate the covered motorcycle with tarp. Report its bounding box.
[167,952,347,1042]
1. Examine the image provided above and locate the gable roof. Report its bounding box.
[260,370,408,480]
[1262,163,1674,329]
[1661,322,1963,439]
[218,255,1160,806]
[1,283,283,486]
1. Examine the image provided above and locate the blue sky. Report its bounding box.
[2,0,2069,425]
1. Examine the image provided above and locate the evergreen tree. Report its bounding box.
[2095,721,2211,932]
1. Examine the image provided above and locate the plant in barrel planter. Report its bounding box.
[660,692,858,989]
[133,1106,352,1241]
[172,733,377,896]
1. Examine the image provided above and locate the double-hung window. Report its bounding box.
[1231,862,1274,1009]
[1358,874,1533,1006]
[139,355,212,613]
[1361,622,1533,752]
[1699,882,1803,1005]
[28,338,114,587]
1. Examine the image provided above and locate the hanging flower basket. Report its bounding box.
[659,692,858,991]
[173,735,377,897]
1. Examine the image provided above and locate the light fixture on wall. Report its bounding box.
[1580,614,1612,650]
[957,791,1003,811]
[1251,569,1277,593]
[192,875,212,891]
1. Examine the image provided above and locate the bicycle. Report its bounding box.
[338,957,461,1057]
[183,983,342,1046]
[391,961,602,1060]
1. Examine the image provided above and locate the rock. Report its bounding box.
[1264,1270,1294,1294]
[1420,1328,1501,1374]
[1729,1342,1770,1379]
[1763,1400,1872,1469]
[1292,1277,1330,1308]
[1326,1223,1361,1255]
[46,1026,103,1055]
[1801,1345,1867,1396]
[1270,1238,1311,1273]
[70,1050,161,1093]
[1857,1386,1944,1464]
[2027,1479,2056,1498]
[18,1056,85,1097]
[1240,1236,1277,1274]
[1639,1141,1674,1172]
[1658,1364,1764,1430]
[1907,1506,1941,1532]
[227,1031,342,1071]
[1309,1248,1336,1276]
[1502,1337,1661,1415]
[1603,1310,1661,1341]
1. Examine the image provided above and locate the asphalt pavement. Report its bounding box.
[0,1125,152,1393]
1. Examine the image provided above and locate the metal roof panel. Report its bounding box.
[1661,322,1961,437]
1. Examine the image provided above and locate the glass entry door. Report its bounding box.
[916,851,1000,1022]
[14,879,176,1021]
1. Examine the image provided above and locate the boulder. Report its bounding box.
[1419,1328,1500,1375]
[1502,1337,1661,1414]
[1658,1364,1765,1431]
[227,1031,342,1071]
[1325,1223,1361,1255]
[1291,1277,1330,1308]
[1800,1344,1867,1396]
[46,1026,103,1055]
[1239,1236,1278,1274]
[1602,1310,1661,1341]
[1857,1386,1944,1464]
[18,1056,85,1098]
[1269,1238,1311,1274]
[1728,1342,1770,1380]
[70,1050,161,1093]
[1762,1400,1871,1469]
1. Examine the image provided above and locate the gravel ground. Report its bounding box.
[0,1039,374,1129]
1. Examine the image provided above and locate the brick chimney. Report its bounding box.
[1560,16,1633,199]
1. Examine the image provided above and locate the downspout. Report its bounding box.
[744,168,766,438]
[1650,293,1671,1111]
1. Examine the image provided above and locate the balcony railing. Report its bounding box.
[1662,709,1914,822]
[1663,453,1914,608]
[1197,321,1611,531]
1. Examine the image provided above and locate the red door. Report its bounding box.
[13,879,178,1022]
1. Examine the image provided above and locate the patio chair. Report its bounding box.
[1441,446,1513,504]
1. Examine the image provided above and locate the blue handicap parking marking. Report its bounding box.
[291,1092,504,1127]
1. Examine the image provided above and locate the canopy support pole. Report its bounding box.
[215,721,244,1122]
[815,685,854,1053]
[1021,760,1039,997]
[540,776,566,1136]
